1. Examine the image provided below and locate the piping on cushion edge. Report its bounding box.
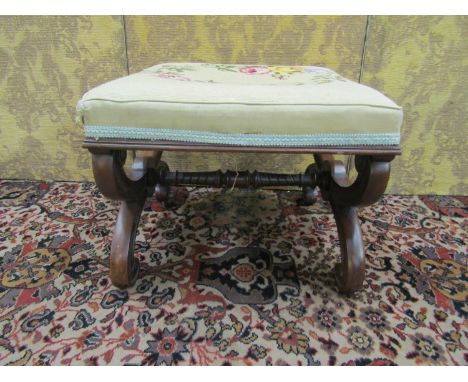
[83,125,400,147]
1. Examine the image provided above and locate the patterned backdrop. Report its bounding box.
[0,16,467,195]
[0,181,466,365]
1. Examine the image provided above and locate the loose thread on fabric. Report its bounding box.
[230,161,240,192]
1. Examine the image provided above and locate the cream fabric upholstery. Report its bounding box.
[77,63,402,146]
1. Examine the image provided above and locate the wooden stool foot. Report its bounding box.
[110,197,145,288]
[88,147,394,294]
[90,149,161,288]
[314,153,393,293]
[332,205,365,293]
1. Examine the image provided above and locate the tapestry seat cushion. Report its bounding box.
[76,63,403,147]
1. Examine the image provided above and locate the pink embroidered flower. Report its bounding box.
[239,66,271,75]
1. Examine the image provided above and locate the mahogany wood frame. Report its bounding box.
[87,140,398,293]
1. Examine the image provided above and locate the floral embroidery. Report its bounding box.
[145,63,347,84]
[239,65,271,75]
[155,72,191,82]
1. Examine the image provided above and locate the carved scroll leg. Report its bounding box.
[314,154,393,294]
[110,195,146,288]
[90,149,161,288]
[331,205,365,293]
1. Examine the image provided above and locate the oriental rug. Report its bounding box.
[0,180,466,365]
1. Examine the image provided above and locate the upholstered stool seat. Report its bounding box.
[77,63,402,147]
[78,62,402,294]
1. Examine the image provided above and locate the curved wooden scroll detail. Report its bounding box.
[332,205,365,293]
[89,148,161,288]
[314,154,394,293]
[315,154,393,207]
[90,149,160,200]
[110,196,146,288]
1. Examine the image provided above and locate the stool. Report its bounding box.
[77,63,402,294]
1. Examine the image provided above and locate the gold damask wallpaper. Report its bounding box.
[0,16,127,180]
[0,16,466,195]
[362,16,467,195]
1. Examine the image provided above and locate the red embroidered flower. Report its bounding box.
[239,66,271,75]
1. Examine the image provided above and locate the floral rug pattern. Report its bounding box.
[0,180,466,365]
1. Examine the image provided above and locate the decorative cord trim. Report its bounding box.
[84,125,400,147]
